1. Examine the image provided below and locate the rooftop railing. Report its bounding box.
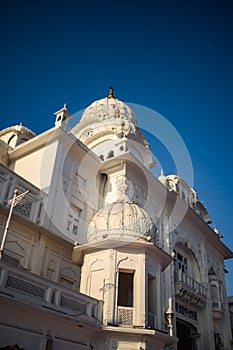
[0,259,101,325]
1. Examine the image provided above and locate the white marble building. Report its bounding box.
[0,88,232,349]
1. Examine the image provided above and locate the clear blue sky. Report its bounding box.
[1,0,233,295]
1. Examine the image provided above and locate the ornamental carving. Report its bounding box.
[116,174,134,201]
[175,302,197,321]
[79,97,137,138]
[13,200,32,219]
[82,129,94,141]
[88,199,154,242]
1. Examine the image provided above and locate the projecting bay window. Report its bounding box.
[117,271,134,326]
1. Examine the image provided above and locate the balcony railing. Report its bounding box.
[117,307,157,329]
[175,270,206,308]
[118,306,133,326]
[0,164,45,224]
[0,260,101,325]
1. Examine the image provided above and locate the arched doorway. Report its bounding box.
[177,319,197,350]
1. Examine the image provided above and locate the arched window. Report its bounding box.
[174,243,202,283]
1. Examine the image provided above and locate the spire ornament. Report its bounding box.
[108,86,114,99]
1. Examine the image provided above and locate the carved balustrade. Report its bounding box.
[175,270,206,308]
[0,259,101,325]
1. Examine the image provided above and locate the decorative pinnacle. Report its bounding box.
[108,86,114,99]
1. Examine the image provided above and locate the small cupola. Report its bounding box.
[54,103,71,129]
[0,124,35,149]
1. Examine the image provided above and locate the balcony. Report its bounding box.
[0,164,44,224]
[0,259,102,326]
[175,270,206,308]
[117,307,157,330]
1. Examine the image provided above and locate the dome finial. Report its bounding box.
[115,172,134,202]
[108,86,114,99]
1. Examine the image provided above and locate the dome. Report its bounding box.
[72,88,138,142]
[0,124,35,149]
[71,88,154,169]
[80,87,137,129]
[87,198,154,243]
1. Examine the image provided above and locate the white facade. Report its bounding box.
[0,89,232,350]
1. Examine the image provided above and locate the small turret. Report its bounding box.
[54,103,71,129]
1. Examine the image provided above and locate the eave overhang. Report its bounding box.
[8,126,100,164]
[72,239,172,270]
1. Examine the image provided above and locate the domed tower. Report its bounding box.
[72,91,173,347]
[72,87,155,169]
[73,171,171,333]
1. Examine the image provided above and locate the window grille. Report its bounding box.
[118,306,133,325]
[6,274,45,299]
[14,200,32,219]
[60,295,87,314]
[2,253,20,267]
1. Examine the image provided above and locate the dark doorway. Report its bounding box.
[117,271,134,307]
[177,320,195,350]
